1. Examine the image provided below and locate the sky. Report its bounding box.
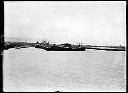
[4,1,126,45]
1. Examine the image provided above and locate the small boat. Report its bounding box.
[20,45,28,48]
[35,45,43,49]
[15,46,21,49]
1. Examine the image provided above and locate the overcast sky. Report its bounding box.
[4,1,126,45]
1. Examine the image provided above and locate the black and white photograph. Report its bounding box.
[3,1,126,92]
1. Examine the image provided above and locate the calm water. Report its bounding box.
[3,47,126,92]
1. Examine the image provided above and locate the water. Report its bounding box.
[3,47,126,92]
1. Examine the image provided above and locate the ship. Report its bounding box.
[45,47,85,51]
[35,40,86,51]
[44,43,85,51]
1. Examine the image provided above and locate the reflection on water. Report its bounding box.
[3,47,126,92]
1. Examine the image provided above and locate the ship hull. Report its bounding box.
[45,47,85,51]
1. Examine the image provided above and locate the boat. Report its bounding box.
[44,43,85,51]
[45,47,85,51]
[20,45,28,48]
[34,41,86,51]
[15,46,21,49]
